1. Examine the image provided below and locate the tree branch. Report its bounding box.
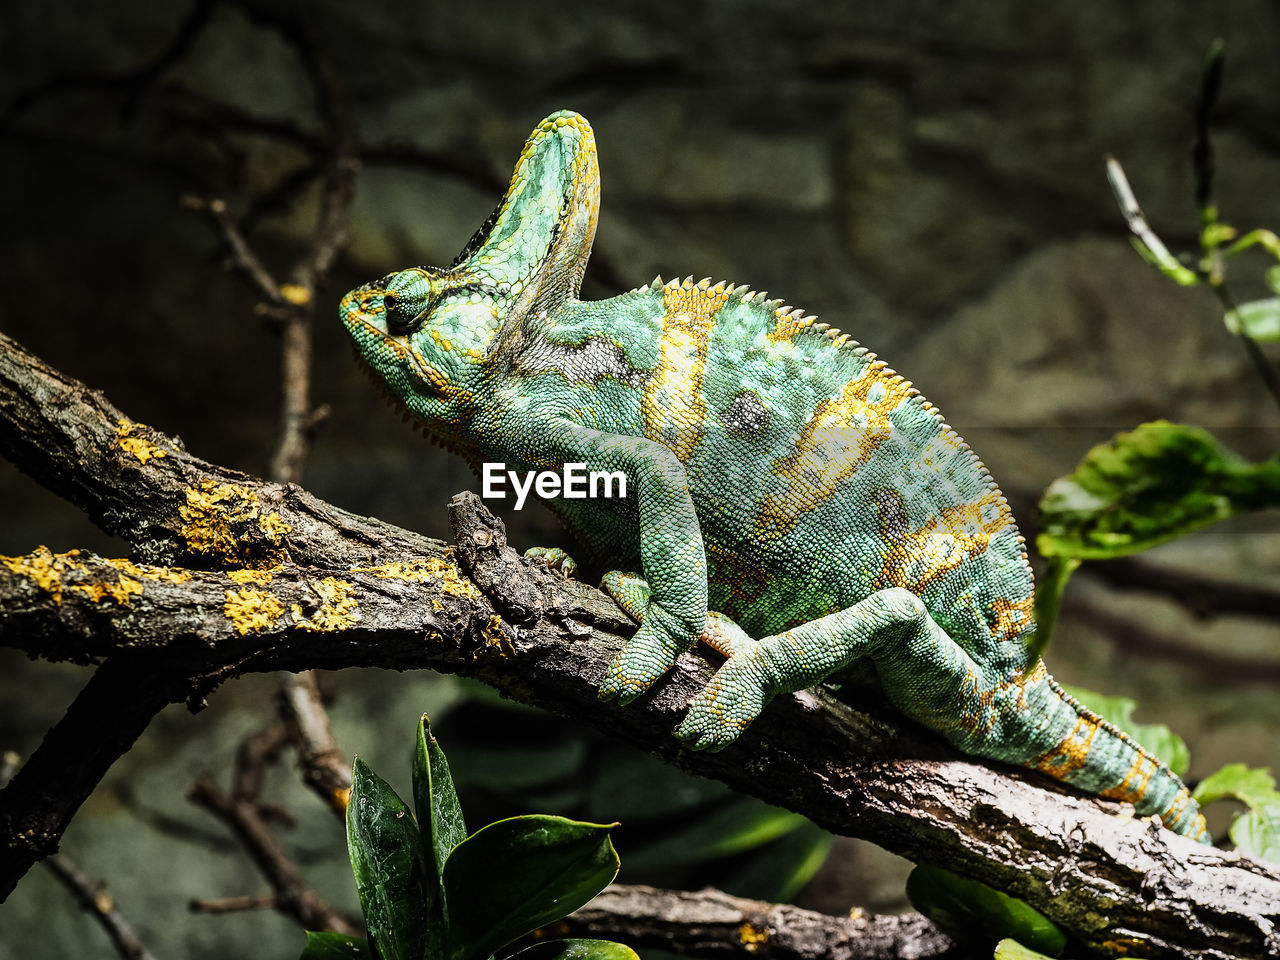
[3,334,1280,958]
[557,884,959,960]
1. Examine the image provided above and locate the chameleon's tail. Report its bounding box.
[1009,661,1208,842]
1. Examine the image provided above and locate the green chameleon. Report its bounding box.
[341,110,1208,842]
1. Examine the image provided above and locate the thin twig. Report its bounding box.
[279,672,351,816]
[189,893,279,914]
[180,195,285,305]
[44,854,162,960]
[187,721,360,938]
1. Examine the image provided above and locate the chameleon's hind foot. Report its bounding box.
[676,613,768,751]
[598,570,701,705]
[524,545,578,578]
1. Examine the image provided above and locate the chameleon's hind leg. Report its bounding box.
[677,586,986,752]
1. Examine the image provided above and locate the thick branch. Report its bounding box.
[560,884,958,960]
[3,335,1280,958]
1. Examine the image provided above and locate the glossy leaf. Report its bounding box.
[1193,763,1280,862]
[906,865,1065,956]
[510,940,640,960]
[443,815,619,960]
[414,714,468,874]
[619,796,806,871]
[300,932,373,960]
[1058,685,1189,776]
[993,939,1064,960]
[347,757,431,960]
[1235,298,1280,340]
[1037,421,1280,560]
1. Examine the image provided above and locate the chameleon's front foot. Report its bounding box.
[675,642,771,751]
[599,570,698,704]
[523,545,578,578]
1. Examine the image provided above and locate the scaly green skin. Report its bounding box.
[341,111,1209,842]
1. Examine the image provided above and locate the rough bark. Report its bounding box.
[2,331,1279,959]
[557,884,960,959]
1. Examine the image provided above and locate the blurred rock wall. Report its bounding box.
[2,1,1278,956]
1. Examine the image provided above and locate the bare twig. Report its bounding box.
[44,853,161,960]
[279,672,351,816]
[187,720,359,937]
[179,195,285,305]
[189,892,279,914]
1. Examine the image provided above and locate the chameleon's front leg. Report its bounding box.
[544,422,708,703]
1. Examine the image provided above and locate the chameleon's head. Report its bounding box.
[340,110,600,434]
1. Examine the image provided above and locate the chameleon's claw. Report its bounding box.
[524,545,578,578]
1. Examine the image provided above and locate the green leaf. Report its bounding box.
[299,932,373,960]
[906,865,1066,957]
[509,940,640,960]
[1265,264,1280,295]
[348,757,431,960]
[993,939,1060,960]
[1037,421,1280,560]
[619,796,807,872]
[1234,298,1280,340]
[1057,685,1189,777]
[414,715,468,874]
[1192,763,1280,862]
[1192,763,1277,807]
[443,815,619,960]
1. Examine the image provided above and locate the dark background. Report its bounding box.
[2,2,1278,957]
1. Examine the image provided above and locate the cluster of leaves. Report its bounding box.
[301,716,636,960]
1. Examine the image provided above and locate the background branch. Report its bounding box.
[557,884,959,960]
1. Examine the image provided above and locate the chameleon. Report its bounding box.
[340,110,1208,842]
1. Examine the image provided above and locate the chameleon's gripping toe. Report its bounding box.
[675,653,770,751]
[599,617,686,704]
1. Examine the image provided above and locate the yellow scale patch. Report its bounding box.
[179,479,292,569]
[1030,714,1102,778]
[878,488,1011,595]
[1099,751,1159,805]
[642,279,730,461]
[291,577,359,632]
[757,361,917,540]
[115,419,167,465]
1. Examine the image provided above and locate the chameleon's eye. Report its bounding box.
[383,270,434,336]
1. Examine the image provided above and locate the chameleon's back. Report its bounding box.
[548,275,1036,679]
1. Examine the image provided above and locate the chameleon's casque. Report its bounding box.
[341,111,1208,842]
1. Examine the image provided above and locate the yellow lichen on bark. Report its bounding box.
[350,554,480,599]
[179,479,291,568]
[291,577,359,631]
[737,922,770,952]
[1,547,85,604]
[224,587,286,635]
[227,568,275,586]
[115,419,168,465]
[71,576,144,605]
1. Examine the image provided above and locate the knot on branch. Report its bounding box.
[447,492,588,639]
